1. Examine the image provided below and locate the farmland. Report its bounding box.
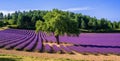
[0,0,120,61]
[0,29,120,55]
[1,49,120,61]
[0,28,120,61]
[0,53,79,61]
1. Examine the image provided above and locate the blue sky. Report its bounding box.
[0,0,120,21]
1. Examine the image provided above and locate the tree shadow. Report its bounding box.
[0,58,17,61]
[75,44,120,48]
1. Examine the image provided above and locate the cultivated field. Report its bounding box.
[0,29,120,61]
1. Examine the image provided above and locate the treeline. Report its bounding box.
[0,10,47,29]
[0,9,120,32]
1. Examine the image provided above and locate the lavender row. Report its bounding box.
[59,33,120,46]
[67,46,120,54]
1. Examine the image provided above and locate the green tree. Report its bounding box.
[0,12,3,20]
[36,20,45,32]
[12,11,18,24]
[92,19,97,31]
[100,18,108,30]
[107,21,112,29]
[112,21,117,29]
[36,9,80,44]
[88,19,93,29]
[118,21,120,28]
[81,19,86,29]
[8,19,14,25]
[0,21,4,27]
[17,13,23,28]
[1,9,120,32]
[75,14,82,28]
[7,13,12,20]
[31,16,37,27]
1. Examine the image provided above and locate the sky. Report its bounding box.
[0,0,120,21]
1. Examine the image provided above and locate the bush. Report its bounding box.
[0,21,4,27]
[7,25,18,29]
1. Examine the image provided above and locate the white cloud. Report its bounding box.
[0,7,92,15]
[0,9,40,15]
[63,7,92,11]
[0,10,15,15]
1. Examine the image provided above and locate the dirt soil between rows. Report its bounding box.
[0,49,120,61]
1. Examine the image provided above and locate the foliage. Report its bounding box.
[81,19,86,29]
[8,19,14,25]
[0,21,4,27]
[0,12,3,20]
[36,9,80,44]
[0,9,119,31]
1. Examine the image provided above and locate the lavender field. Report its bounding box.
[0,29,120,55]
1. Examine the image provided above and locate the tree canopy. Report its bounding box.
[36,9,80,44]
[0,9,120,31]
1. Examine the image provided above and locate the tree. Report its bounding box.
[92,19,97,31]
[81,19,86,29]
[107,21,112,29]
[1,9,120,32]
[118,21,120,28]
[0,21,4,27]
[100,18,108,30]
[8,19,14,25]
[82,15,90,29]
[88,19,93,29]
[0,12,3,20]
[31,16,37,27]
[36,9,80,44]
[7,13,12,20]
[36,20,45,32]
[17,13,23,28]
[112,21,117,29]
[12,11,18,24]
[75,14,82,28]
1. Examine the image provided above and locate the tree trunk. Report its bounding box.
[55,35,60,44]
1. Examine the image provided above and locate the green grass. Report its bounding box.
[0,54,81,61]
[80,29,120,33]
[7,25,18,29]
